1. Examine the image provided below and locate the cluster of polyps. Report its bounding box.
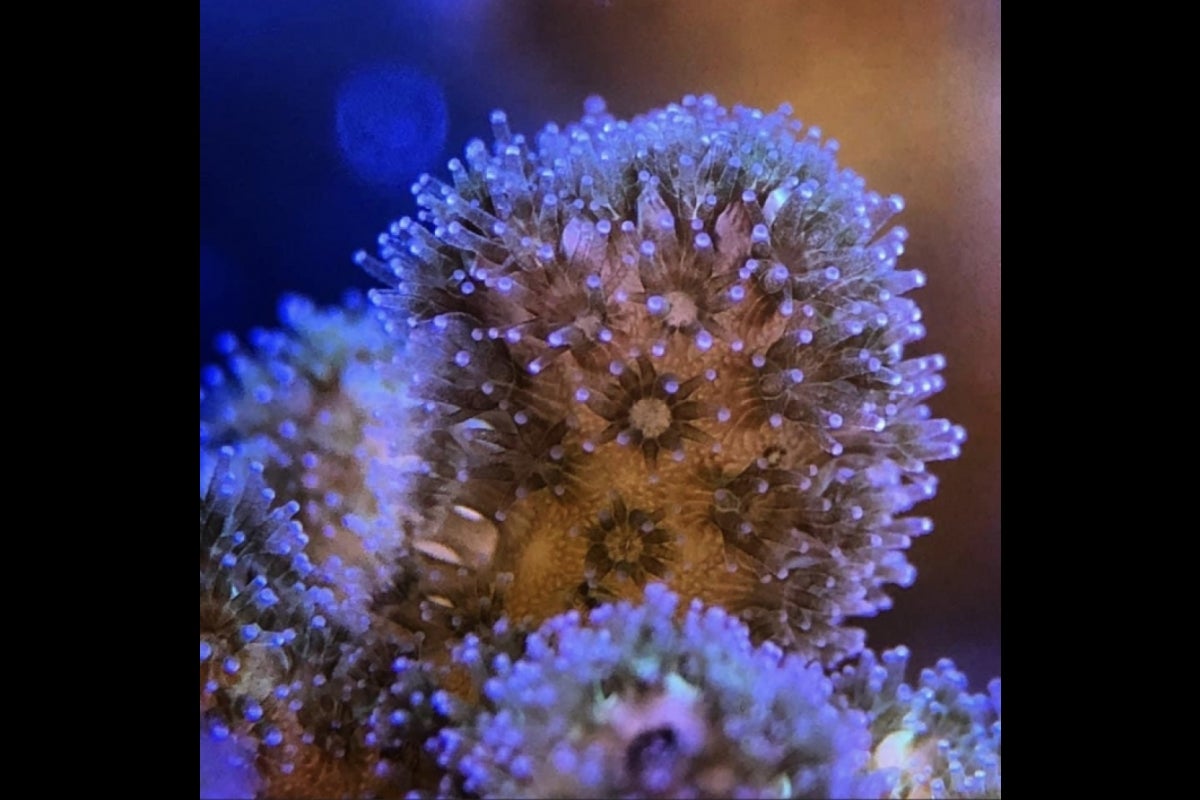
[361,94,964,666]
[435,584,889,799]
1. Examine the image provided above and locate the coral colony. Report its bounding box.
[200,95,1000,799]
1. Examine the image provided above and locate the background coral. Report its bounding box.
[200,291,402,576]
[199,451,360,795]
[200,450,460,798]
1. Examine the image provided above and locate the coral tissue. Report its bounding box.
[362,94,963,665]
[201,95,996,799]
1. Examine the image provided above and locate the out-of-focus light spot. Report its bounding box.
[335,65,448,189]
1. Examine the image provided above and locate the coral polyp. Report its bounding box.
[586,355,709,466]
[361,94,964,665]
[582,492,674,590]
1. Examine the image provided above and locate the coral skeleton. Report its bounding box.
[199,95,997,799]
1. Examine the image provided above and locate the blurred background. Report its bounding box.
[200,0,1000,684]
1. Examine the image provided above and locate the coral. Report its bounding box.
[200,291,402,573]
[199,94,998,799]
[200,450,457,799]
[435,584,890,799]
[199,450,356,794]
[832,648,1001,798]
[359,94,964,665]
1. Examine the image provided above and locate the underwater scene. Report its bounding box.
[200,2,1000,797]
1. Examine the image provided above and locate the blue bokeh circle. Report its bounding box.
[335,65,448,188]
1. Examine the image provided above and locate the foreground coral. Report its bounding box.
[436,584,891,799]
[362,94,963,666]
[199,94,996,799]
